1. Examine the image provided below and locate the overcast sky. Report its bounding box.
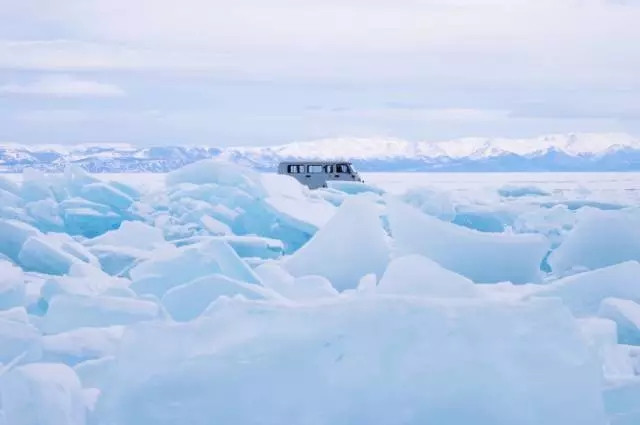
[0,0,638,146]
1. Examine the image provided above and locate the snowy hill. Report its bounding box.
[2,133,640,172]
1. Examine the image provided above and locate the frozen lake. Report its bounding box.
[8,171,640,201]
[1,166,640,424]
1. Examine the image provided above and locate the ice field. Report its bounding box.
[1,164,640,424]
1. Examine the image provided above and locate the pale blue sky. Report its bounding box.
[0,0,638,146]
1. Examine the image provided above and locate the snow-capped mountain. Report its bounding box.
[1,133,640,172]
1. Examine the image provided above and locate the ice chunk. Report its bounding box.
[200,215,231,235]
[0,176,21,196]
[255,264,338,300]
[290,275,339,299]
[84,220,166,250]
[87,245,149,276]
[0,363,86,425]
[259,173,337,235]
[108,181,141,200]
[498,185,550,197]
[18,236,80,275]
[535,262,640,316]
[40,233,98,265]
[451,208,509,233]
[603,380,640,425]
[378,254,477,297]
[63,208,122,238]
[0,317,41,363]
[386,197,549,284]
[577,317,618,352]
[513,205,575,248]
[263,196,336,235]
[0,307,29,324]
[0,187,23,209]
[80,182,134,211]
[357,273,378,293]
[0,219,40,262]
[326,180,384,195]
[25,200,64,232]
[42,294,162,334]
[130,239,260,297]
[162,274,270,321]
[40,270,132,304]
[549,208,640,274]
[576,317,620,370]
[0,260,25,310]
[400,186,456,221]
[599,298,640,346]
[64,164,99,192]
[283,196,390,291]
[42,326,124,365]
[74,356,115,389]
[220,235,283,259]
[20,169,56,202]
[167,159,266,198]
[175,235,284,259]
[94,296,606,425]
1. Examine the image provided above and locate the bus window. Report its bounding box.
[307,165,323,173]
[287,164,304,173]
[323,164,334,173]
[336,164,351,174]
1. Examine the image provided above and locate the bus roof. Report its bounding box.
[278,160,353,166]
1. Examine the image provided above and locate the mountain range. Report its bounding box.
[2,133,640,173]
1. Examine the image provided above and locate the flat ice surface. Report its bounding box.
[2,169,640,425]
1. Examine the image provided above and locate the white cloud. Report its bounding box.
[309,107,510,122]
[0,0,638,85]
[0,74,125,97]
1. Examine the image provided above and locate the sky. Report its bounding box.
[0,0,639,146]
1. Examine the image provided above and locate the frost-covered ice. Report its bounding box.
[94,296,607,425]
[386,197,549,283]
[1,165,640,424]
[599,299,640,346]
[0,363,86,425]
[283,196,389,291]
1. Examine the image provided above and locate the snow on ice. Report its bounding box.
[0,161,639,424]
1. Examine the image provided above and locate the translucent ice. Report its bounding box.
[167,159,266,198]
[498,184,550,197]
[0,219,40,262]
[62,208,122,238]
[42,326,124,365]
[387,197,549,283]
[0,317,41,363]
[535,261,640,316]
[255,263,338,301]
[326,180,385,196]
[18,237,82,275]
[0,363,86,425]
[93,295,607,425]
[84,221,166,250]
[598,298,640,346]
[549,208,640,274]
[284,196,390,291]
[40,269,132,304]
[130,239,261,297]
[200,215,231,235]
[162,274,271,321]
[41,294,162,334]
[377,254,477,297]
[0,260,25,310]
[80,182,134,211]
[400,186,456,221]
